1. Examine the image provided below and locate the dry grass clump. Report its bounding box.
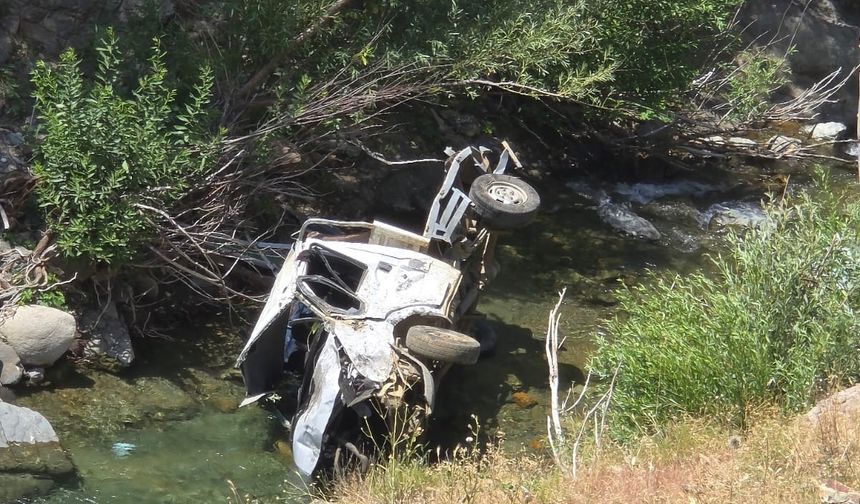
[321,441,563,504]
[324,403,860,504]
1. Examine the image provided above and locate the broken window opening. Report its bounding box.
[305,245,366,292]
[298,275,363,314]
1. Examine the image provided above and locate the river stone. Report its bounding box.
[702,202,767,231]
[0,402,74,501]
[80,302,135,368]
[640,200,704,228]
[15,373,199,435]
[802,122,848,141]
[843,141,860,158]
[727,137,757,148]
[0,341,22,385]
[0,473,56,501]
[807,384,860,425]
[0,305,76,367]
[0,401,59,446]
[0,386,15,403]
[596,197,661,240]
[767,135,802,155]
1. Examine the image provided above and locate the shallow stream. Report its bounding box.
[13,157,855,502]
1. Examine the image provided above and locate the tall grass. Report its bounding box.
[591,176,860,436]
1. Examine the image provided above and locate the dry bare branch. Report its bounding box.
[545,287,620,479]
[546,288,567,467]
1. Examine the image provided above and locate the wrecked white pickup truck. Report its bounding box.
[236,144,540,479]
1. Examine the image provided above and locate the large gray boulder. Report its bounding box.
[0,401,59,445]
[0,305,76,367]
[0,341,22,385]
[0,402,75,501]
[739,1,860,123]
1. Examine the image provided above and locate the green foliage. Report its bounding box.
[725,49,788,121]
[592,177,860,437]
[586,0,741,106]
[31,29,219,263]
[219,0,742,111]
[19,277,67,309]
[0,66,19,111]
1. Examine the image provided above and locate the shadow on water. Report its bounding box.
[427,316,585,449]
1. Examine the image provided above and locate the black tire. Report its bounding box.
[468,174,540,230]
[405,325,481,365]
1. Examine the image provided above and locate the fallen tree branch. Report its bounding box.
[348,138,444,165]
[546,288,566,466]
[0,235,68,319]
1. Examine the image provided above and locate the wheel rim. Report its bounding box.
[487,181,528,206]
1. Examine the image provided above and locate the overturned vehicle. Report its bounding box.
[236,144,540,478]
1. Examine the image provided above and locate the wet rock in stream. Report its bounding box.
[639,199,704,228]
[0,387,15,403]
[79,302,135,369]
[0,402,75,501]
[767,135,802,155]
[702,201,768,230]
[180,368,243,413]
[595,195,661,240]
[0,341,22,385]
[16,373,199,435]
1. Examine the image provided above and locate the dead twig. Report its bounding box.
[545,287,620,479]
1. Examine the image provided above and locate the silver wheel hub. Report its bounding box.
[487,182,527,205]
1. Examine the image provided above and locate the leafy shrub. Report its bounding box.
[18,276,67,310]
[724,49,788,121]
[591,177,860,437]
[220,0,743,110]
[31,28,219,263]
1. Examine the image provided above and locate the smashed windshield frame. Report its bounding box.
[296,244,367,315]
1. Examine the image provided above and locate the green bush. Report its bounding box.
[591,178,860,437]
[724,49,788,121]
[219,0,742,110]
[31,28,219,263]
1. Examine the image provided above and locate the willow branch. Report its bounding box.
[236,0,359,100]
